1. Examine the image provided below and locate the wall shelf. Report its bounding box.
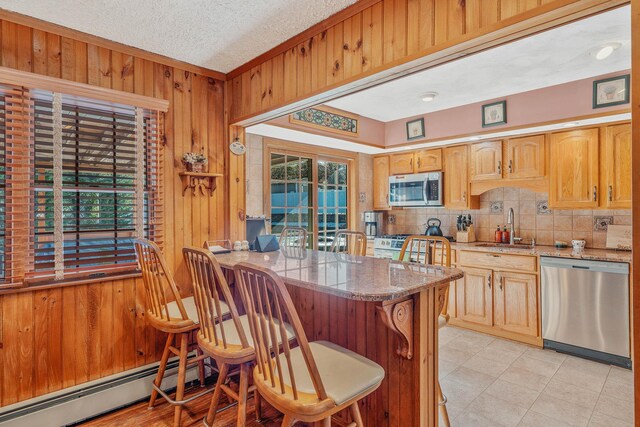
[179,172,223,196]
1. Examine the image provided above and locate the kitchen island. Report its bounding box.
[214,248,464,427]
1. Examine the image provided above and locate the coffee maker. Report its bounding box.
[363,211,382,239]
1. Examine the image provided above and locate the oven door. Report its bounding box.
[389,174,429,207]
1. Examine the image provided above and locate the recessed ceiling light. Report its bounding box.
[562,122,579,128]
[593,43,621,60]
[421,92,438,102]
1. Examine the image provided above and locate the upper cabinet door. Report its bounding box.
[415,148,442,172]
[389,152,415,175]
[603,124,631,209]
[506,135,546,179]
[549,128,599,208]
[469,141,503,181]
[444,145,471,209]
[373,156,391,210]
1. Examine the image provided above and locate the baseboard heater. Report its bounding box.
[0,357,200,427]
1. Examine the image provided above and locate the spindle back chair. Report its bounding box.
[329,230,367,256]
[234,262,383,425]
[279,226,308,250]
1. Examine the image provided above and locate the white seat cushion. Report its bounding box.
[215,315,295,346]
[167,296,230,323]
[280,340,384,406]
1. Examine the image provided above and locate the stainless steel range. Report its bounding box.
[373,234,411,260]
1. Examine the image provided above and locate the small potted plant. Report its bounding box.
[182,152,208,173]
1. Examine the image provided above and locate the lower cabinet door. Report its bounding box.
[494,271,538,337]
[456,267,493,326]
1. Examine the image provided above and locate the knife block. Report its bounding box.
[456,225,476,243]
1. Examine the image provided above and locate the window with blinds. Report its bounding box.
[0,83,163,287]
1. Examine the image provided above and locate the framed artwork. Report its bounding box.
[289,106,359,137]
[406,118,425,140]
[482,100,507,127]
[593,74,630,109]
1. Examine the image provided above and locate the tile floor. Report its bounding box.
[439,326,634,427]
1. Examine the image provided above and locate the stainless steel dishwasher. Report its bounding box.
[541,256,630,368]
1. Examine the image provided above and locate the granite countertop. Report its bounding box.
[450,242,631,263]
[214,248,464,302]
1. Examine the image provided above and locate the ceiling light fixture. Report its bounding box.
[593,43,621,60]
[421,92,438,102]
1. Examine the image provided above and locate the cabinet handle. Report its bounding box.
[462,191,467,202]
[508,160,513,173]
[593,186,597,202]
[497,160,502,175]
[487,274,492,289]
[410,158,413,168]
[608,185,613,202]
[417,157,421,168]
[499,275,503,291]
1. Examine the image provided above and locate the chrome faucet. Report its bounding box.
[507,208,515,245]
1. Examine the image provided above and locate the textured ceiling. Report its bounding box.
[325,6,631,122]
[0,0,358,73]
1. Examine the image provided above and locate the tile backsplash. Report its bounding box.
[384,188,631,248]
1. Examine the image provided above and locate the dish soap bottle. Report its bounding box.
[502,226,509,243]
[495,226,502,243]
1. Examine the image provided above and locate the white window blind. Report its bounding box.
[0,84,163,287]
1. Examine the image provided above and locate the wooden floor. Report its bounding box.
[78,383,293,427]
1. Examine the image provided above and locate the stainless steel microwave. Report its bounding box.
[389,172,443,207]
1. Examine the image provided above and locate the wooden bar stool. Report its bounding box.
[234,262,385,427]
[399,235,452,426]
[134,239,216,427]
[279,226,308,249]
[183,247,296,427]
[329,230,367,256]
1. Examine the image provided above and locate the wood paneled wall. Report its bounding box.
[227,0,601,123]
[0,19,227,406]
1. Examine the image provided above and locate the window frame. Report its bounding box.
[0,68,167,289]
[263,139,358,251]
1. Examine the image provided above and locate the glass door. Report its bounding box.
[317,160,348,251]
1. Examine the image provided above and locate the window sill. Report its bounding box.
[0,270,142,295]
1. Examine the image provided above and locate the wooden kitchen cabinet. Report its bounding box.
[469,141,503,181]
[506,135,546,179]
[493,271,538,337]
[389,152,415,175]
[415,148,442,172]
[549,128,600,209]
[456,267,493,326]
[602,123,631,209]
[373,156,391,210]
[444,145,477,209]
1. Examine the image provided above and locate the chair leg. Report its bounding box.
[321,417,332,427]
[254,387,262,422]
[149,333,173,408]
[236,363,250,427]
[282,415,296,427]
[204,362,229,426]
[438,380,451,427]
[173,333,189,427]
[195,347,206,387]
[350,402,364,427]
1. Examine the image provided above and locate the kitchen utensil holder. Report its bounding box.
[456,225,476,243]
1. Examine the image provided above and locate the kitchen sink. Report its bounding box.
[473,243,534,249]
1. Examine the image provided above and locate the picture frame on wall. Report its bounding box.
[593,74,630,109]
[482,100,507,127]
[406,118,425,140]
